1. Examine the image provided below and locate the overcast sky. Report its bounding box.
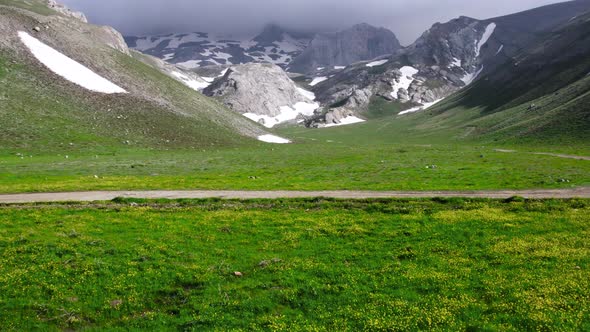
[62,0,566,45]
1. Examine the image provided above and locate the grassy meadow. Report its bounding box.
[0,198,589,330]
[1,128,588,194]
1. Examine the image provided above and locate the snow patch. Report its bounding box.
[18,31,126,94]
[309,76,328,86]
[324,116,365,127]
[398,99,443,115]
[177,59,202,69]
[297,87,316,101]
[274,33,302,53]
[257,134,291,144]
[390,66,419,99]
[244,101,318,128]
[134,36,166,51]
[451,57,462,68]
[366,59,388,67]
[495,45,504,55]
[461,66,484,85]
[475,23,496,57]
[214,52,232,61]
[334,66,346,70]
[171,71,209,91]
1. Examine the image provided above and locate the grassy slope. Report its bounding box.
[0,199,588,330]
[0,4,265,153]
[0,0,54,15]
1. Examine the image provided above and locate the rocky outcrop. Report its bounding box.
[46,0,88,23]
[93,25,130,55]
[288,23,402,74]
[203,63,318,127]
[303,107,358,128]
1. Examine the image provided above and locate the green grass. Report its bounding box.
[0,141,588,193]
[0,198,588,330]
[0,43,254,153]
[362,96,412,119]
[0,0,55,16]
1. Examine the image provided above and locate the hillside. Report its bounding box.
[421,9,590,144]
[0,0,273,153]
[310,0,590,125]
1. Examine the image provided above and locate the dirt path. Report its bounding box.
[0,188,588,203]
[494,149,590,161]
[532,152,590,161]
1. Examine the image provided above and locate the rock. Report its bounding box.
[203,63,317,120]
[233,271,243,277]
[46,0,88,23]
[289,23,402,74]
[305,107,356,128]
[398,88,410,101]
[95,25,130,55]
[109,299,123,307]
[33,26,41,32]
[258,260,270,268]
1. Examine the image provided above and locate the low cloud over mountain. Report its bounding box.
[62,0,563,44]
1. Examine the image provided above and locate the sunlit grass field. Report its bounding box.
[1,141,589,193]
[1,198,588,330]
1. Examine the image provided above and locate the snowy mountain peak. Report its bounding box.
[125,24,311,69]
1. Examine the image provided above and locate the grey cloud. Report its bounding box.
[61,0,565,44]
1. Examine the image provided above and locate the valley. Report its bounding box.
[0,0,589,330]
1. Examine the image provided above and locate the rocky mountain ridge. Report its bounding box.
[308,0,590,125]
[288,23,402,74]
[125,23,401,75]
[124,25,313,70]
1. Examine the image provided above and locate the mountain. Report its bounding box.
[0,0,277,152]
[309,0,590,124]
[125,23,401,75]
[288,23,402,74]
[124,24,313,69]
[203,63,319,128]
[425,9,590,143]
